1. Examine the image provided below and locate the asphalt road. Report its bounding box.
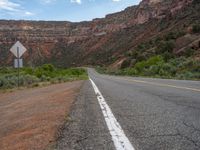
[56,68,200,150]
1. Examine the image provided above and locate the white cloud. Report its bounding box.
[70,0,81,4]
[0,0,20,11]
[112,0,122,2]
[0,0,35,17]
[41,0,57,4]
[25,11,34,16]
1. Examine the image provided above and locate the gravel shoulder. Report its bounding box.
[0,81,84,150]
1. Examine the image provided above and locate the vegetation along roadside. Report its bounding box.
[0,64,88,90]
[96,25,200,81]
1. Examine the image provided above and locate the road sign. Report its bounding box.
[10,41,27,58]
[14,59,23,68]
[10,41,27,89]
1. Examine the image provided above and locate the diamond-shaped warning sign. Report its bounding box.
[10,41,27,58]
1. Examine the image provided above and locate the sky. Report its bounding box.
[0,0,141,22]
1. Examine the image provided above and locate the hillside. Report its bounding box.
[0,0,199,68]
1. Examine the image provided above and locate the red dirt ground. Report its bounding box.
[0,81,84,150]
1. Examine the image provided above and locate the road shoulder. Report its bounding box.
[0,81,84,150]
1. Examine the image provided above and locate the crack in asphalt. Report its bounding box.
[183,121,200,133]
[178,132,200,149]
[75,136,89,143]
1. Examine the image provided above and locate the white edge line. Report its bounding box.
[89,78,135,150]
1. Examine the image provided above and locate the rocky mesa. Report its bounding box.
[0,0,199,67]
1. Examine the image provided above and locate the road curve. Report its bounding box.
[56,68,200,150]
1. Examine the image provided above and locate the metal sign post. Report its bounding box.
[10,41,27,89]
[17,47,20,88]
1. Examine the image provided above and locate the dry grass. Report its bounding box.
[0,81,84,150]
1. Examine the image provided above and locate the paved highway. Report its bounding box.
[56,68,200,150]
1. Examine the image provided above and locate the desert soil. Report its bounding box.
[0,81,84,150]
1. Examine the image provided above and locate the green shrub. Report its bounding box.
[162,63,176,76]
[164,31,185,41]
[123,68,138,76]
[184,48,195,57]
[23,67,34,75]
[20,75,40,86]
[34,68,43,78]
[177,72,196,80]
[0,74,40,89]
[192,24,200,33]
[121,59,131,69]
[42,64,55,72]
[162,51,174,61]
[134,55,164,72]
[0,67,17,74]
[193,0,200,4]
[156,40,175,54]
[148,65,160,75]
[137,43,146,50]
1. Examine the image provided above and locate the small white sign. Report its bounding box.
[10,41,27,58]
[14,59,23,68]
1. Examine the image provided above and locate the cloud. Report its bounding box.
[70,0,81,4]
[41,0,57,4]
[25,11,34,16]
[0,0,35,17]
[112,0,122,1]
[0,0,20,11]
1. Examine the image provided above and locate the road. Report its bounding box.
[56,68,200,150]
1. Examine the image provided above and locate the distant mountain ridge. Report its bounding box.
[0,0,199,67]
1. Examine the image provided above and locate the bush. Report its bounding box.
[162,51,174,61]
[42,64,55,72]
[34,64,56,78]
[193,0,200,4]
[192,24,200,33]
[121,59,131,69]
[183,48,195,57]
[156,40,175,54]
[164,31,185,41]
[34,68,43,78]
[148,65,160,75]
[123,68,138,76]
[177,72,196,80]
[19,75,40,86]
[0,74,40,89]
[134,55,164,72]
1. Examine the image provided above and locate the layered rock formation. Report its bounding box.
[0,0,198,67]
